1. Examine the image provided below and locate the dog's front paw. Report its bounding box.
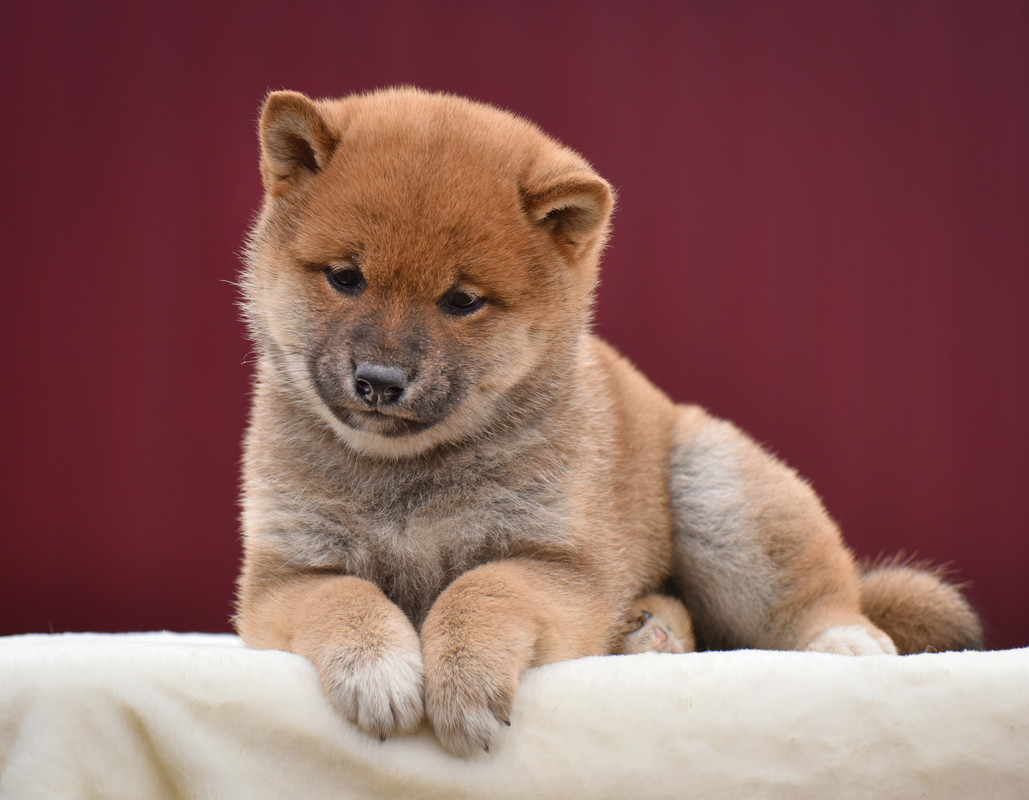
[319,640,425,739]
[804,623,898,655]
[423,655,515,756]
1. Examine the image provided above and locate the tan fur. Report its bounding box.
[860,562,983,654]
[618,594,697,655]
[236,87,982,756]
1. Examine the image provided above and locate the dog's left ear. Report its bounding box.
[522,171,614,264]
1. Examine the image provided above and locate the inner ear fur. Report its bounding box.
[522,172,614,261]
[259,90,339,195]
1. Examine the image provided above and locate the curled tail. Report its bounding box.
[860,560,983,654]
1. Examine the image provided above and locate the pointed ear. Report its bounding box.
[522,171,614,261]
[259,91,338,196]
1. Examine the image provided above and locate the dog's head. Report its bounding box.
[243,88,613,458]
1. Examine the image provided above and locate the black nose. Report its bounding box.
[353,363,408,406]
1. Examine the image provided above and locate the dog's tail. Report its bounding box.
[859,557,983,654]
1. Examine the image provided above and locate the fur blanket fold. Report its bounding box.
[1,633,1026,799]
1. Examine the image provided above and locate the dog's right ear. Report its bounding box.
[259,91,338,196]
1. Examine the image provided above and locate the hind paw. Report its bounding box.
[804,623,898,655]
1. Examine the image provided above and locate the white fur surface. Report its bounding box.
[1,633,1027,799]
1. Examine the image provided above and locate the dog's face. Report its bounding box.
[243,89,613,457]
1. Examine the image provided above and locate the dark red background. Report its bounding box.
[2,1,1026,649]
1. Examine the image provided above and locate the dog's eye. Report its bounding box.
[440,289,485,316]
[325,265,365,295]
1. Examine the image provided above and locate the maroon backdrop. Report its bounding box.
[2,1,1026,649]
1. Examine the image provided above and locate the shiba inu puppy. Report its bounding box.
[236,88,982,756]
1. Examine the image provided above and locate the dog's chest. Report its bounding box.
[324,458,565,624]
[356,511,484,623]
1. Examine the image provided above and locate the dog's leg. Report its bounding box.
[236,571,425,739]
[420,557,617,756]
[668,406,897,655]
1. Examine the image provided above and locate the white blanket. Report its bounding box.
[1,633,1026,799]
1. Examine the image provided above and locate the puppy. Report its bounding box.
[235,88,982,756]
